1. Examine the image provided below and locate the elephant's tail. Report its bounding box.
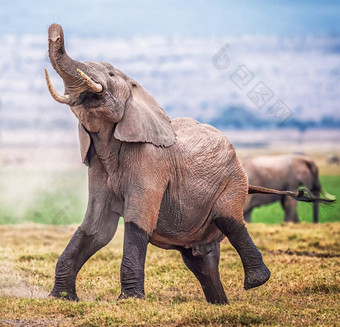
[248,185,335,205]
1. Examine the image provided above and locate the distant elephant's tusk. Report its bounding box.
[45,68,71,104]
[77,69,103,93]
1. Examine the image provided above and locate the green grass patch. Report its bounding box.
[0,168,88,224]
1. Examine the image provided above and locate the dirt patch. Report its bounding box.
[0,260,48,299]
[0,318,70,327]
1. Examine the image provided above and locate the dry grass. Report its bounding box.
[0,223,339,326]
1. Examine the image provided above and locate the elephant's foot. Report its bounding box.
[244,263,270,290]
[48,289,79,301]
[117,290,145,301]
[207,296,229,305]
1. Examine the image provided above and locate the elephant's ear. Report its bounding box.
[114,85,176,147]
[78,123,91,166]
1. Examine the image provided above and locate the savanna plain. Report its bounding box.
[0,133,339,327]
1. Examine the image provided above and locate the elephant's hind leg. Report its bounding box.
[213,183,270,290]
[214,217,270,290]
[179,242,228,304]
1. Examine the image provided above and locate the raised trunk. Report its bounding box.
[48,24,88,94]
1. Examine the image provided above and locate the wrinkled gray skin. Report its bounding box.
[46,24,270,304]
[243,155,321,223]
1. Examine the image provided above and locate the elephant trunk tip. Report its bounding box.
[48,24,64,43]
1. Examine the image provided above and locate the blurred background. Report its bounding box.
[0,0,339,224]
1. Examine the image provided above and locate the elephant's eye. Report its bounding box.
[109,72,115,77]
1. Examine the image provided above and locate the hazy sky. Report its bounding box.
[1,0,340,37]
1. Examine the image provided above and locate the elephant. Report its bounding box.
[44,24,331,304]
[243,155,335,223]
[328,154,340,166]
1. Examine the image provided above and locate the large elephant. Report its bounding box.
[243,155,334,223]
[44,24,329,304]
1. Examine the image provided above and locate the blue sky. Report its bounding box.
[1,0,340,37]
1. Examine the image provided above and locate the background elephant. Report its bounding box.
[243,154,333,223]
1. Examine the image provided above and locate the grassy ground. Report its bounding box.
[0,223,339,326]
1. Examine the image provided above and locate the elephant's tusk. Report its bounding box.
[45,68,71,104]
[77,69,103,93]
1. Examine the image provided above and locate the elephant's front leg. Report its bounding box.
[215,217,270,290]
[118,222,149,299]
[282,196,299,223]
[50,211,119,300]
[50,156,120,300]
